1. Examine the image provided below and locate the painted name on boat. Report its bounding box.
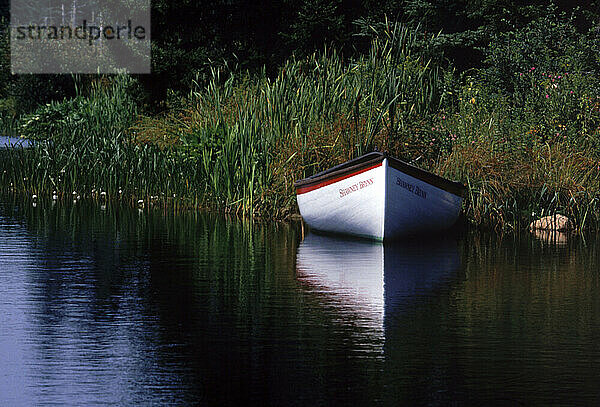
[339,178,374,198]
[396,177,427,199]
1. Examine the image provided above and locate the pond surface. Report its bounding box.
[1,195,599,406]
[0,136,32,148]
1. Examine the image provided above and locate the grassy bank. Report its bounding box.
[1,22,599,231]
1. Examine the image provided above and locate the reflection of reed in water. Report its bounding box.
[295,233,461,333]
[532,229,569,246]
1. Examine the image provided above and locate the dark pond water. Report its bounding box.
[1,195,600,406]
[0,136,32,148]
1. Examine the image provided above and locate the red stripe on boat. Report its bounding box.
[296,162,382,195]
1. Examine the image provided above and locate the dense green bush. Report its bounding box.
[482,13,600,94]
[0,76,197,200]
[19,76,141,141]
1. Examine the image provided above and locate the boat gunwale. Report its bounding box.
[295,152,384,185]
[295,156,383,195]
[294,152,466,197]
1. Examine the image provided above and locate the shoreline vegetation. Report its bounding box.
[1,18,600,233]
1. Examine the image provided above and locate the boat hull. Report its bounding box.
[296,156,463,240]
[383,160,463,237]
[296,161,386,240]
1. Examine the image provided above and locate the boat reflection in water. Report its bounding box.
[295,232,461,338]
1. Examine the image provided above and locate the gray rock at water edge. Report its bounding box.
[529,214,573,231]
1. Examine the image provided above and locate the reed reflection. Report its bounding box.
[532,228,570,246]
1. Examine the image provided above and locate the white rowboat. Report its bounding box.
[294,152,465,240]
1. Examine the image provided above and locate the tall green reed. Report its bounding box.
[0,75,205,203]
[169,22,449,215]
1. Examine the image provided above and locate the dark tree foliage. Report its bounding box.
[0,2,76,114]
[395,0,600,70]
[147,0,384,98]
[483,11,600,94]
[1,0,600,112]
[0,17,9,98]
